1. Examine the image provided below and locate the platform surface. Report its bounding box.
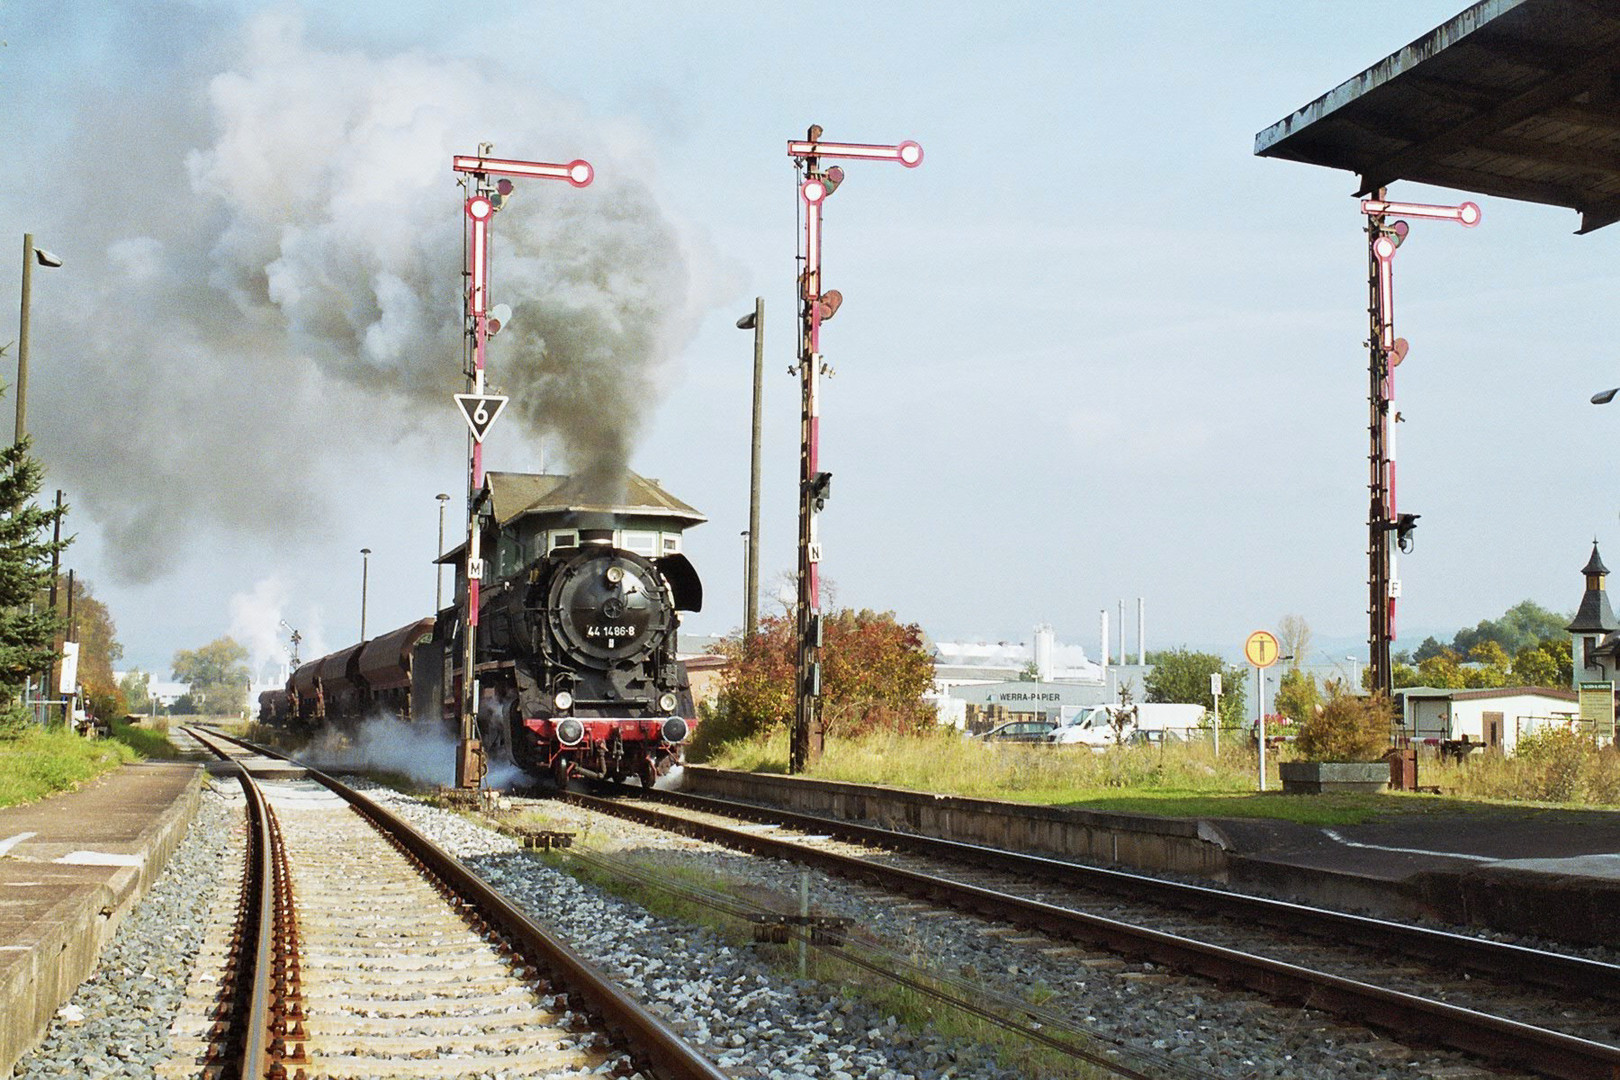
[1208,803,1620,943]
[0,761,203,1074]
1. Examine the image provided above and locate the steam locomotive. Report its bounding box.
[262,470,704,789]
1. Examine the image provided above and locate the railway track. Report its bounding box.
[560,784,1620,1080]
[173,728,727,1080]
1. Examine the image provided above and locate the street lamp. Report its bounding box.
[435,493,450,611]
[360,547,371,640]
[16,234,62,445]
[1592,388,1619,405]
[736,298,764,640]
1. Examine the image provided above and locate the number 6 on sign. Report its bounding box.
[454,393,510,443]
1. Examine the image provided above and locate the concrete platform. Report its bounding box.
[683,766,1620,948]
[0,761,204,1074]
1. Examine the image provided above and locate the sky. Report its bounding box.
[3,1,1617,685]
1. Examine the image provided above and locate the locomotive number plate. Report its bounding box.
[587,625,635,638]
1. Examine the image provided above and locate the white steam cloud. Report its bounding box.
[227,576,294,685]
[34,9,714,582]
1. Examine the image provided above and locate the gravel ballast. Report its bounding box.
[10,772,1523,1079]
[365,787,1524,1080]
[11,780,239,1080]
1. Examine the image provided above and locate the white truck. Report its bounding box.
[1047,702,1207,749]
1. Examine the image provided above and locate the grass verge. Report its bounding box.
[0,726,137,807]
[109,719,180,759]
[702,728,1473,826]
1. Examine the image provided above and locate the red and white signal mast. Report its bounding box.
[450,144,593,788]
[1358,193,1478,700]
[785,126,922,773]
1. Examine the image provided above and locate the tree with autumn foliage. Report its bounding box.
[34,575,124,722]
[695,608,936,756]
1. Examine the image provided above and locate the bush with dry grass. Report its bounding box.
[1433,726,1620,806]
[1293,691,1391,762]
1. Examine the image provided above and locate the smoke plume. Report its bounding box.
[31,9,709,580]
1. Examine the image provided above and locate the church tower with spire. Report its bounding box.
[1567,541,1619,688]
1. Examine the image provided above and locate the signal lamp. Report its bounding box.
[821,166,845,195]
[554,690,574,711]
[659,692,678,712]
[807,470,832,511]
[661,716,689,744]
[489,303,512,336]
[1388,338,1409,367]
[1390,220,1410,246]
[1395,512,1420,553]
[496,179,514,196]
[606,565,624,584]
[556,716,584,745]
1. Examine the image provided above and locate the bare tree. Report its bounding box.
[1277,614,1312,671]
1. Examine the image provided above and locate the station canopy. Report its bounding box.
[1255,0,1620,232]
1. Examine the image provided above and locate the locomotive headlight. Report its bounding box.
[661,717,689,744]
[553,690,574,711]
[605,565,624,584]
[556,717,585,746]
[659,692,677,712]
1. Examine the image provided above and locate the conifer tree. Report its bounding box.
[0,361,70,723]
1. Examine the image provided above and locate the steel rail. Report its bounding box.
[193,728,728,1080]
[234,763,276,1080]
[569,790,1620,1080]
[643,786,1620,1000]
[184,729,277,1080]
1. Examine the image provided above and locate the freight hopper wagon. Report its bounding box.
[414,470,706,790]
[277,617,438,730]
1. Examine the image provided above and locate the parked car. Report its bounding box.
[1048,703,1206,749]
[973,720,1058,743]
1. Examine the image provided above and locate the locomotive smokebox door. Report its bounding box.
[456,738,485,789]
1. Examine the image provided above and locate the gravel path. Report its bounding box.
[11,779,240,1080]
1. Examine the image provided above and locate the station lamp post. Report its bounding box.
[16,234,62,445]
[435,492,450,611]
[736,299,764,640]
[360,547,371,641]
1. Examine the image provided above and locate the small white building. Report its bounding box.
[1397,685,1579,754]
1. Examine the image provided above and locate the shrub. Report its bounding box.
[1294,691,1390,762]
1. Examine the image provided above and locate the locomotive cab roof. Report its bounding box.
[438,470,706,564]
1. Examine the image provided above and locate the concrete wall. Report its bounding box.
[682,766,1229,879]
